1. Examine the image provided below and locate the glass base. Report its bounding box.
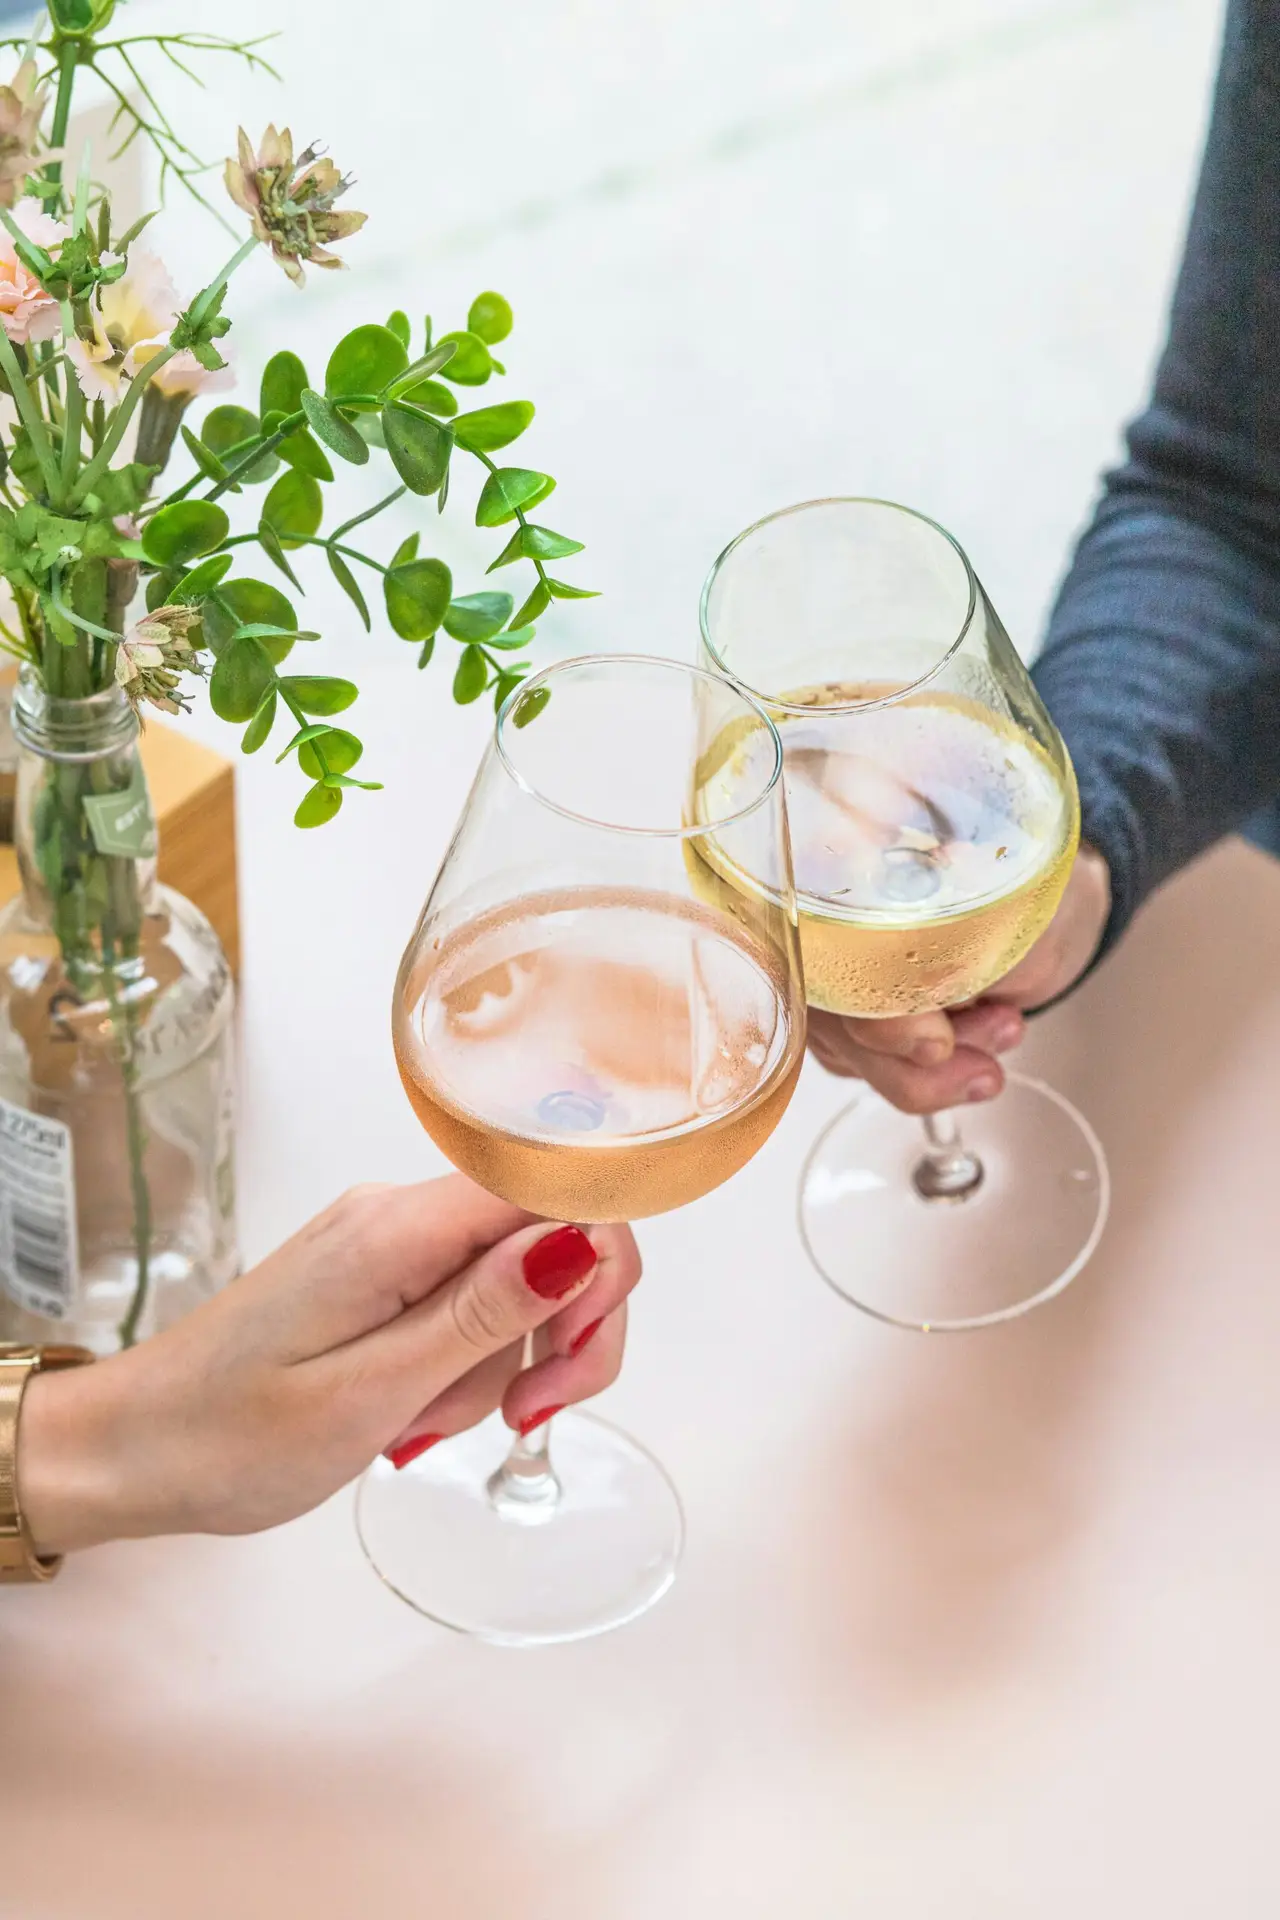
[355,1409,685,1646]
[798,1071,1109,1330]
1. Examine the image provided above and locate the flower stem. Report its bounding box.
[0,325,59,496]
[109,961,153,1351]
[58,303,83,494]
[70,345,178,504]
[221,530,389,573]
[43,39,80,208]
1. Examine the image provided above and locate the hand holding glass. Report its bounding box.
[357,655,806,1642]
[697,499,1108,1330]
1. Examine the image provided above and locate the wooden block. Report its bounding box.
[0,670,240,974]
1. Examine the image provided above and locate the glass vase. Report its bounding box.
[0,669,238,1354]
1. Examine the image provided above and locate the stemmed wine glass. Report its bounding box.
[696,498,1109,1331]
[356,654,806,1642]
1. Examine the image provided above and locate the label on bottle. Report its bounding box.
[82,762,156,859]
[0,1098,80,1322]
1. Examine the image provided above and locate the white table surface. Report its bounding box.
[10,0,1280,1912]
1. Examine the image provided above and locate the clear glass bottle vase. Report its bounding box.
[0,669,238,1354]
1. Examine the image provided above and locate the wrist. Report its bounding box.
[18,1357,144,1557]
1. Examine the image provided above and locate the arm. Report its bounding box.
[1033,0,1280,966]
[808,0,1280,1107]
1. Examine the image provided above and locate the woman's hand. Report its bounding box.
[18,1176,641,1558]
[807,842,1112,1112]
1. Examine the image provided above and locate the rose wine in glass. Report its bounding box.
[396,886,801,1222]
[698,499,1109,1331]
[357,655,805,1644]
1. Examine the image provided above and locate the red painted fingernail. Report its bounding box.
[385,1432,443,1470]
[518,1405,563,1437]
[523,1225,596,1300]
[570,1317,604,1356]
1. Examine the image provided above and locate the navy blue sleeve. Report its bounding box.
[1031,0,1280,964]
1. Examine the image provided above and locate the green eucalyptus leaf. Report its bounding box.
[260,350,308,421]
[390,533,419,568]
[300,389,369,466]
[145,568,180,612]
[384,558,452,640]
[262,468,324,549]
[201,404,257,456]
[166,552,234,603]
[545,578,601,599]
[279,675,358,716]
[475,467,554,527]
[442,591,513,642]
[355,413,386,449]
[325,324,408,399]
[231,623,318,642]
[274,722,333,763]
[383,405,453,497]
[257,519,303,590]
[210,634,274,722]
[519,524,584,561]
[142,501,230,568]
[467,291,514,345]
[277,427,335,482]
[386,310,411,349]
[484,624,536,650]
[435,330,492,386]
[452,400,535,453]
[216,578,298,638]
[385,342,458,399]
[327,547,371,631]
[322,771,383,792]
[298,726,363,778]
[203,405,279,484]
[453,645,487,704]
[512,684,551,729]
[295,781,343,828]
[396,379,456,418]
[417,635,435,670]
[241,688,277,754]
[512,578,552,626]
[181,424,237,490]
[486,527,525,572]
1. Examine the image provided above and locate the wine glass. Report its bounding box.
[356,654,806,1642]
[696,498,1109,1331]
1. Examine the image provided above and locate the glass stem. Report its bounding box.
[912,1109,985,1202]
[486,1333,562,1523]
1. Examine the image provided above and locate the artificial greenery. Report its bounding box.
[0,0,590,1349]
[0,0,593,829]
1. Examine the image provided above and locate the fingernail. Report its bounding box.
[518,1405,563,1437]
[385,1432,443,1471]
[992,1019,1021,1053]
[966,1074,1000,1103]
[911,1037,949,1066]
[570,1317,604,1356]
[523,1224,596,1300]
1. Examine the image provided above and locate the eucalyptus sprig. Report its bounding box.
[0,5,595,826]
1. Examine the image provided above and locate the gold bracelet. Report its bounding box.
[0,1344,94,1583]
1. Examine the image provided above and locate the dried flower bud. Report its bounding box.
[225,125,367,287]
[114,604,204,715]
